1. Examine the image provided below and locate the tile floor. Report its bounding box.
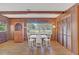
[0,40,73,55]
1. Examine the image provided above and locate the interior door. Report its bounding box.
[10,20,24,43]
[58,21,63,44]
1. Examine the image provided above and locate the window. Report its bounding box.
[15,23,22,31]
[27,22,53,34]
[0,22,7,32]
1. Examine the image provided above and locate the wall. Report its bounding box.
[56,4,79,54]
[48,18,57,41]
[9,18,57,41]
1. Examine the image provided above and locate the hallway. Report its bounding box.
[0,40,73,55]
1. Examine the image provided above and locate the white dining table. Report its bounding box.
[28,34,50,47]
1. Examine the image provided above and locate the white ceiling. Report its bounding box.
[0,3,75,11]
[1,3,75,18]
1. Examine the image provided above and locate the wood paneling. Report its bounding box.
[77,5,79,54]
[56,4,79,54]
[48,19,57,41]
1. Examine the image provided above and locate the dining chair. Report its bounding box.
[42,35,50,47]
[28,35,36,47]
[44,38,50,47]
[36,35,42,47]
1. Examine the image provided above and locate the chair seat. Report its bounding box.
[29,39,35,41]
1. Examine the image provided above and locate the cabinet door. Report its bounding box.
[66,16,71,50]
[57,22,63,44]
[60,22,63,44]
[62,20,67,48]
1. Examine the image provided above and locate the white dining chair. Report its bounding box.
[44,38,50,47]
[41,35,50,47]
[28,35,36,47]
[36,35,42,47]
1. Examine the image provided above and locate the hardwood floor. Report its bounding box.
[0,40,73,55]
